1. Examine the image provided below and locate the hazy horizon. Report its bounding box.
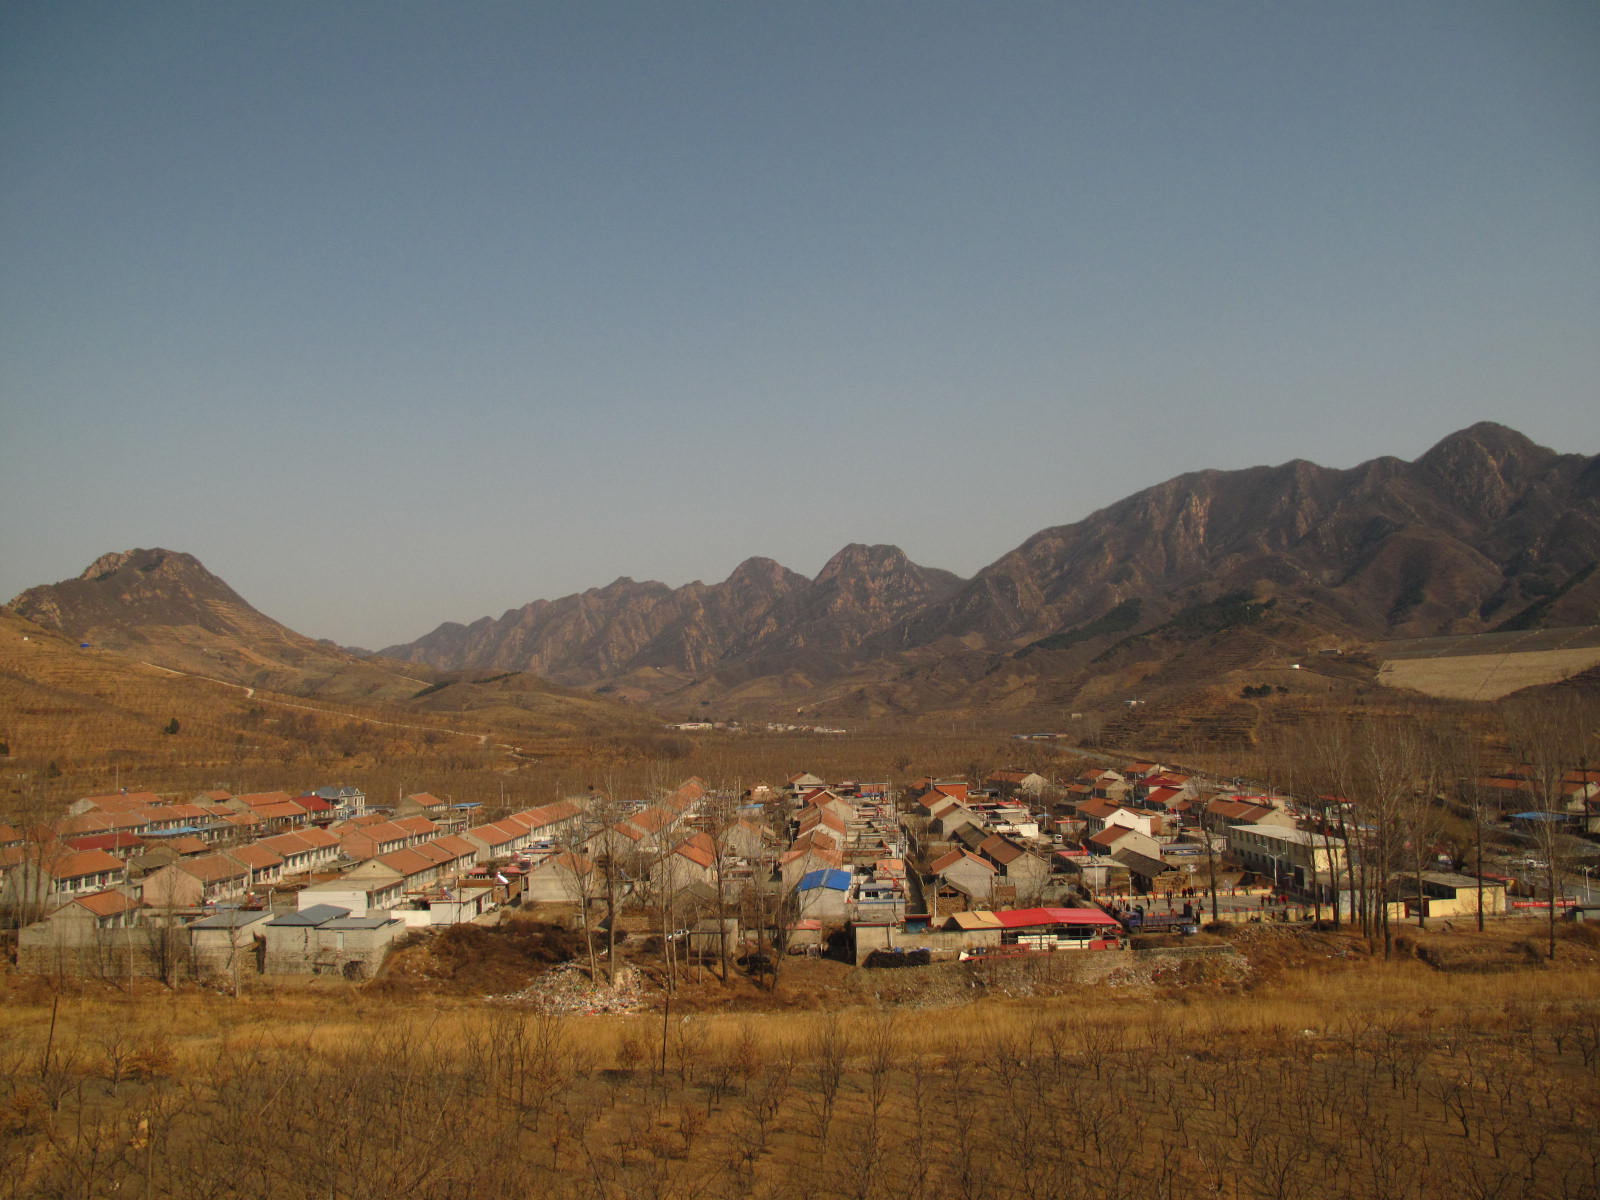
[4,3,1596,646]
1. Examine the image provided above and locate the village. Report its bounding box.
[4,750,1592,990]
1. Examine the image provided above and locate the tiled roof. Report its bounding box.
[175,853,250,884]
[674,833,716,869]
[64,832,142,854]
[376,848,436,878]
[236,791,295,808]
[73,889,138,917]
[537,851,594,876]
[628,805,677,835]
[252,802,309,820]
[929,848,995,875]
[411,842,454,866]
[46,849,126,880]
[979,835,1026,865]
[77,791,163,812]
[260,831,316,856]
[227,844,285,870]
[1110,848,1173,877]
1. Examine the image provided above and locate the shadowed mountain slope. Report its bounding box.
[383,543,965,687]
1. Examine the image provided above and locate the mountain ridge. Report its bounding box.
[379,422,1600,720]
[9,423,1597,731]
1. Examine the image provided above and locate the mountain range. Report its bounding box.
[377,422,1600,718]
[9,423,1599,734]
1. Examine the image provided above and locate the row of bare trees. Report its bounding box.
[4,990,1597,1200]
[1264,692,1596,958]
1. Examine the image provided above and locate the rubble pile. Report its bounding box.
[486,961,647,1014]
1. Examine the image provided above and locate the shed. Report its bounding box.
[188,909,272,976]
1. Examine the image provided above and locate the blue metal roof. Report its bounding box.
[188,910,273,930]
[269,904,352,926]
[797,868,852,892]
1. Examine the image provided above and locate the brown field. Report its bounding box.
[2,919,1597,1199]
[1377,647,1600,701]
[3,605,1086,825]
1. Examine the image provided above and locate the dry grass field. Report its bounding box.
[1377,647,1600,700]
[2,919,1596,1199]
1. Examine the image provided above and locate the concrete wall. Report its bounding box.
[262,921,403,977]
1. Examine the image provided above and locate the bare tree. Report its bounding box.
[699,782,742,982]
[1445,718,1500,932]
[582,788,638,985]
[1500,694,1596,959]
[1399,720,1452,929]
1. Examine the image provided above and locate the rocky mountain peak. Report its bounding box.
[1413,422,1556,523]
[814,543,912,584]
[75,547,203,584]
[725,556,802,589]
[1418,422,1546,475]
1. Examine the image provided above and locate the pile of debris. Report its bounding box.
[486,961,648,1014]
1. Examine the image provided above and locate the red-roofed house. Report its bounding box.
[259,829,340,874]
[226,843,285,886]
[2,847,129,918]
[338,821,421,862]
[977,834,1049,900]
[523,851,596,903]
[463,821,527,861]
[395,792,448,819]
[68,791,164,816]
[16,888,144,976]
[927,848,996,900]
[141,853,251,908]
[985,770,1048,798]
[652,831,718,892]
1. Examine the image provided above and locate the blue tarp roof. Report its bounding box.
[798,868,852,892]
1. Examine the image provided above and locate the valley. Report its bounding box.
[3,421,1597,1200]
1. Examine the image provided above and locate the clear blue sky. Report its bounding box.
[3,1,1596,647]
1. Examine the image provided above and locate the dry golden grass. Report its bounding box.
[4,932,1598,1200]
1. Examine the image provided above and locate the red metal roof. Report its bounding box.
[997,906,1119,928]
